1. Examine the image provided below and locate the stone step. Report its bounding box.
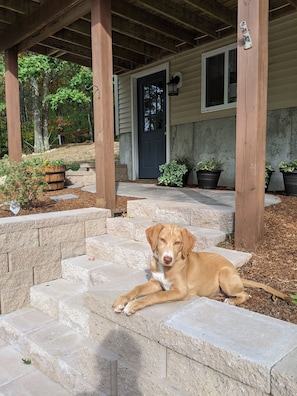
[0,307,109,395]
[0,338,72,395]
[86,234,151,271]
[127,199,234,232]
[84,267,297,396]
[106,217,226,249]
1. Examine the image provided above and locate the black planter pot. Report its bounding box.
[196,170,222,189]
[282,170,297,196]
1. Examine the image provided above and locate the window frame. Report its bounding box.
[201,43,237,113]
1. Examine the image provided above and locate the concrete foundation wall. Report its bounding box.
[120,107,297,190]
[0,208,110,314]
[172,107,297,190]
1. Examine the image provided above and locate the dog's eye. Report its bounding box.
[174,241,181,245]
[160,238,166,243]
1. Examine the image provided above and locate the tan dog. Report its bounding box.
[112,223,290,315]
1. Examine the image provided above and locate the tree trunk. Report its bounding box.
[31,77,43,152]
[42,69,51,151]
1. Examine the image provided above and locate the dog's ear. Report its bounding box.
[146,223,164,251]
[181,228,196,257]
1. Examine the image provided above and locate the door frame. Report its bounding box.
[131,62,170,180]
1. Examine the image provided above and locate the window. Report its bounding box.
[201,43,237,113]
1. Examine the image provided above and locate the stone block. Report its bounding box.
[88,314,167,379]
[61,255,112,287]
[0,287,30,314]
[167,349,265,396]
[0,270,33,292]
[160,298,297,393]
[33,208,110,228]
[117,361,185,396]
[114,240,151,270]
[203,246,252,268]
[39,222,84,246]
[155,202,192,224]
[30,279,83,319]
[33,260,61,285]
[127,199,157,219]
[86,234,124,262]
[59,293,90,337]
[79,340,118,395]
[0,229,39,252]
[9,246,61,271]
[271,347,297,396]
[61,239,85,259]
[0,253,8,274]
[0,217,35,234]
[85,218,107,237]
[191,207,234,232]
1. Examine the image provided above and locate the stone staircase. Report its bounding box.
[0,200,297,395]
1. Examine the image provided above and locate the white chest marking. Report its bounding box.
[151,262,172,291]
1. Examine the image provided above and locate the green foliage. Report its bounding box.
[265,163,274,189]
[23,157,64,167]
[290,294,297,305]
[195,158,223,171]
[174,156,192,170]
[279,159,297,173]
[47,88,91,111]
[0,156,46,209]
[158,160,188,187]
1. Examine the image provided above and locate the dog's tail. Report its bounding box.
[242,278,291,302]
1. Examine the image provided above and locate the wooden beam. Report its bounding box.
[235,0,269,250]
[91,0,115,211]
[185,0,237,27]
[0,0,91,51]
[4,48,22,162]
[112,1,196,45]
[139,0,217,38]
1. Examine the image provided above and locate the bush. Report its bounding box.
[0,156,46,209]
[158,160,188,187]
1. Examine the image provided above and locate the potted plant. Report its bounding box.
[279,159,297,196]
[158,160,188,187]
[174,156,192,185]
[24,157,66,191]
[195,158,223,189]
[265,163,274,192]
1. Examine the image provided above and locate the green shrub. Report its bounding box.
[0,156,46,209]
[158,160,188,187]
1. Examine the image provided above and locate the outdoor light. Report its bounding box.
[167,72,182,96]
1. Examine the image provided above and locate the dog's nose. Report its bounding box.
[163,256,172,265]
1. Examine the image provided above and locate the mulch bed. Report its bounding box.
[0,188,296,324]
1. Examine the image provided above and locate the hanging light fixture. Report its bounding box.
[167,72,182,96]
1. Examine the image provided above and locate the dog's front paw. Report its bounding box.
[123,301,139,315]
[112,296,128,313]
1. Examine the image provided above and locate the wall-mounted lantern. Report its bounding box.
[167,72,182,96]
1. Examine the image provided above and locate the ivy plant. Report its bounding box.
[158,160,188,187]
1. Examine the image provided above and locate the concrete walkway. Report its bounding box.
[84,181,281,208]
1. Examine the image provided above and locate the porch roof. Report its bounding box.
[0,0,296,74]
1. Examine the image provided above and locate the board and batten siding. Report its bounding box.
[117,12,297,134]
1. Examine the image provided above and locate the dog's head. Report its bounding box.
[146,223,196,267]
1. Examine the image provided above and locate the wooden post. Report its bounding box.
[5,47,22,162]
[235,0,269,250]
[91,0,115,211]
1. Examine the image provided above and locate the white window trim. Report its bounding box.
[201,43,237,113]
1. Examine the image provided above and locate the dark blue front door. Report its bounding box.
[137,71,166,179]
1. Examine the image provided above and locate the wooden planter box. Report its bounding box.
[43,165,66,191]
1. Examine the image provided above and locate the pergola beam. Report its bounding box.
[235,0,269,250]
[91,0,115,211]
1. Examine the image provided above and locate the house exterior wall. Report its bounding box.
[118,13,297,188]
